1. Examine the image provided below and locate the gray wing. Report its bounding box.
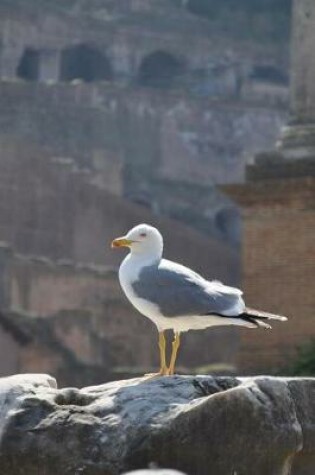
[131,259,242,318]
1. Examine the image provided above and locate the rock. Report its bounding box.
[124,471,186,475]
[0,373,314,475]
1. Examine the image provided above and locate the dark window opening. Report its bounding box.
[16,48,40,81]
[187,0,291,18]
[250,65,288,85]
[60,44,112,82]
[138,51,184,88]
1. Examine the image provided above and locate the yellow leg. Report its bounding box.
[168,332,180,375]
[158,331,168,375]
[144,331,169,378]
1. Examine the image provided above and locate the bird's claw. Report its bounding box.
[143,367,170,379]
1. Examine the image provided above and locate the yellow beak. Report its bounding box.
[111,237,133,249]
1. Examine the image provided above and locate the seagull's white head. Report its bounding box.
[111,224,163,260]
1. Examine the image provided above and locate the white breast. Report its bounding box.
[118,255,167,330]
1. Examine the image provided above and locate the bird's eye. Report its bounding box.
[140,232,147,238]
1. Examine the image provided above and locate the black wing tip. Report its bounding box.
[239,314,270,329]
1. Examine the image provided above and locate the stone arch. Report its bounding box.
[250,65,288,85]
[16,48,40,81]
[138,50,184,88]
[215,207,241,244]
[60,44,112,82]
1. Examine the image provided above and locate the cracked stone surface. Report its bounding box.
[123,471,186,475]
[0,374,314,475]
[124,471,186,474]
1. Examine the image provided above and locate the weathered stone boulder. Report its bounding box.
[124,471,185,475]
[0,374,314,475]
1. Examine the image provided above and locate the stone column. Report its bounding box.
[110,43,133,84]
[39,49,60,82]
[290,0,315,123]
[278,0,315,159]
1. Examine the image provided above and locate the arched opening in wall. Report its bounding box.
[60,44,112,82]
[215,207,241,245]
[249,65,288,85]
[16,48,40,81]
[138,51,184,88]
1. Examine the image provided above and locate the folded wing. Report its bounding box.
[131,259,244,318]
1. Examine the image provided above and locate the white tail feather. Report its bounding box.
[246,307,288,322]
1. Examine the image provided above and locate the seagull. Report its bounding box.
[111,224,287,376]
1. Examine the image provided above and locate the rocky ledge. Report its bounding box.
[0,374,314,475]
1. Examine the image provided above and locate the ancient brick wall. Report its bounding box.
[0,2,230,83]
[0,82,286,185]
[0,135,240,281]
[0,0,290,249]
[226,177,315,373]
[9,257,117,318]
[0,0,290,86]
[0,81,287,247]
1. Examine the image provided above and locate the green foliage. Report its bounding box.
[286,340,315,376]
